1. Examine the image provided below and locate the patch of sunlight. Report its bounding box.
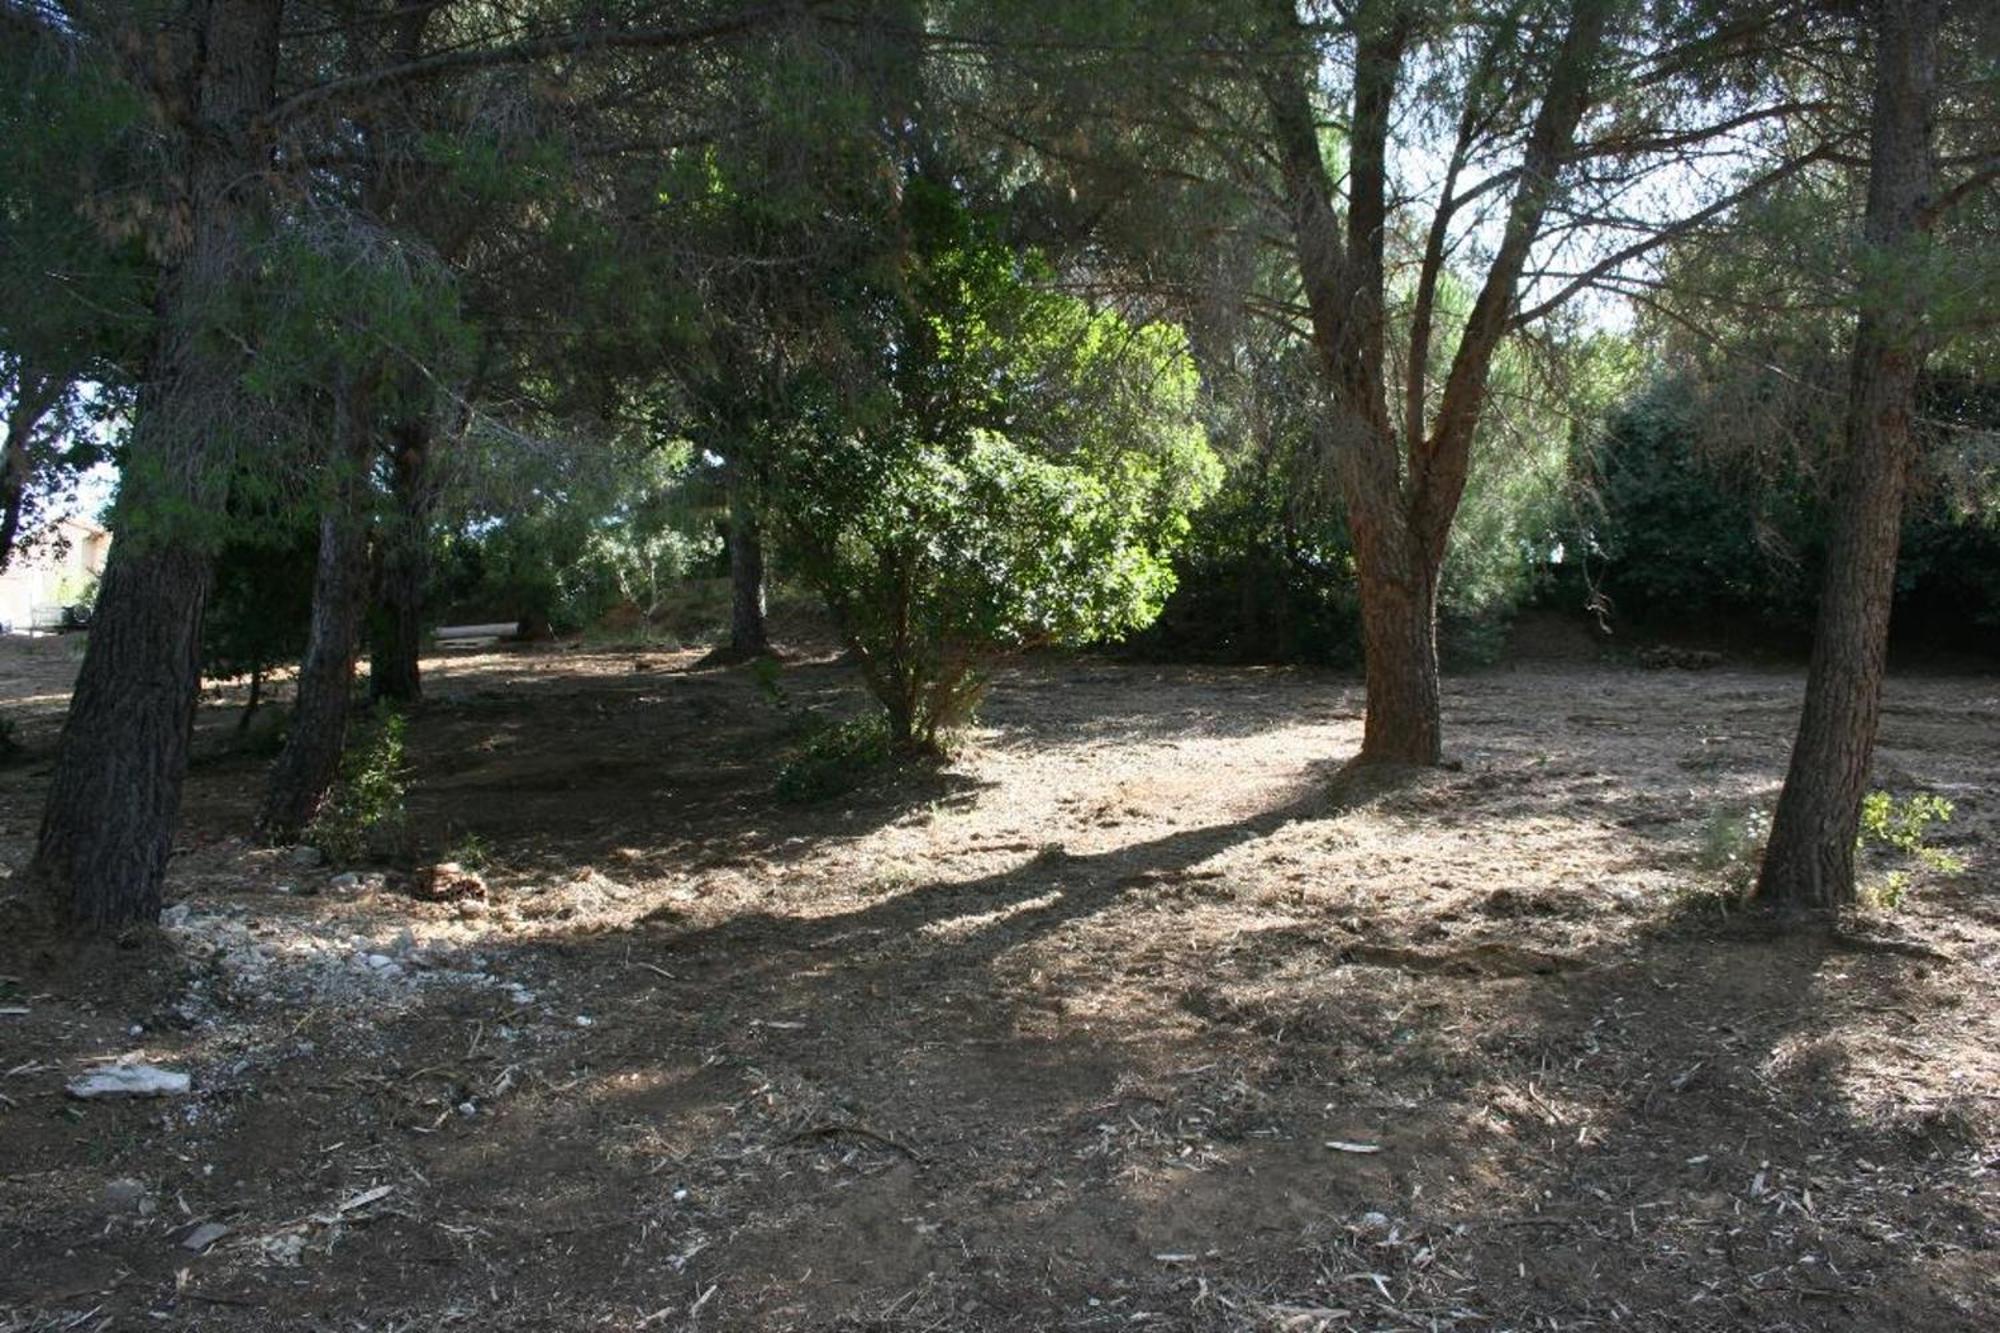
[918,889,1066,942]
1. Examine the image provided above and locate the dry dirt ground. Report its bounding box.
[1,631,1996,1331]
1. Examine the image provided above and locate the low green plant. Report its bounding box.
[1694,803,1772,899]
[748,655,788,709]
[445,830,493,871]
[775,715,894,805]
[308,705,409,863]
[1858,790,1963,908]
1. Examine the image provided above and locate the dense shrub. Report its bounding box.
[432,441,717,634]
[202,528,317,718]
[774,192,1219,750]
[774,715,895,804]
[1136,465,1364,666]
[1560,371,2000,649]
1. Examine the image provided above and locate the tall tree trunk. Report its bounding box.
[28,0,282,933]
[238,663,264,732]
[1756,0,1940,913]
[1352,528,1442,764]
[257,374,377,845]
[370,414,432,703]
[0,372,60,573]
[726,458,771,658]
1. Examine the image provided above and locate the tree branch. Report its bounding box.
[1510,146,1833,329]
[262,2,809,128]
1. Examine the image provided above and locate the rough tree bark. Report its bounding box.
[28,0,283,932]
[1263,0,1609,765]
[257,372,378,844]
[725,457,771,659]
[369,414,432,703]
[1756,0,1941,913]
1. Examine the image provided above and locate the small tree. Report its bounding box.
[775,198,1219,750]
[202,531,318,730]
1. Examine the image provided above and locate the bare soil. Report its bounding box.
[1,636,1996,1331]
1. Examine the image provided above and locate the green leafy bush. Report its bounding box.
[775,192,1219,750]
[1858,791,1963,908]
[775,715,894,804]
[434,438,716,635]
[308,706,409,863]
[202,528,317,714]
[1562,369,2000,649]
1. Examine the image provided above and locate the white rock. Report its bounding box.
[160,904,191,929]
[68,1064,191,1099]
[104,1178,151,1212]
[329,872,362,894]
[182,1221,230,1251]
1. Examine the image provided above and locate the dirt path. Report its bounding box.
[2,644,1996,1330]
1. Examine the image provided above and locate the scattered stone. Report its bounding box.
[260,1231,308,1266]
[1354,1210,1393,1238]
[160,903,191,929]
[415,861,487,903]
[328,872,362,894]
[289,845,325,868]
[104,1178,152,1213]
[182,1221,231,1252]
[456,897,490,920]
[68,1063,192,1099]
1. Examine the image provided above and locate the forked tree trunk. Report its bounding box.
[29,0,282,932]
[1262,0,1607,769]
[726,460,771,658]
[370,416,432,703]
[1756,0,1940,913]
[257,375,376,844]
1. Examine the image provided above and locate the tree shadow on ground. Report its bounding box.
[203,759,1987,1332]
[18,657,1995,1330]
